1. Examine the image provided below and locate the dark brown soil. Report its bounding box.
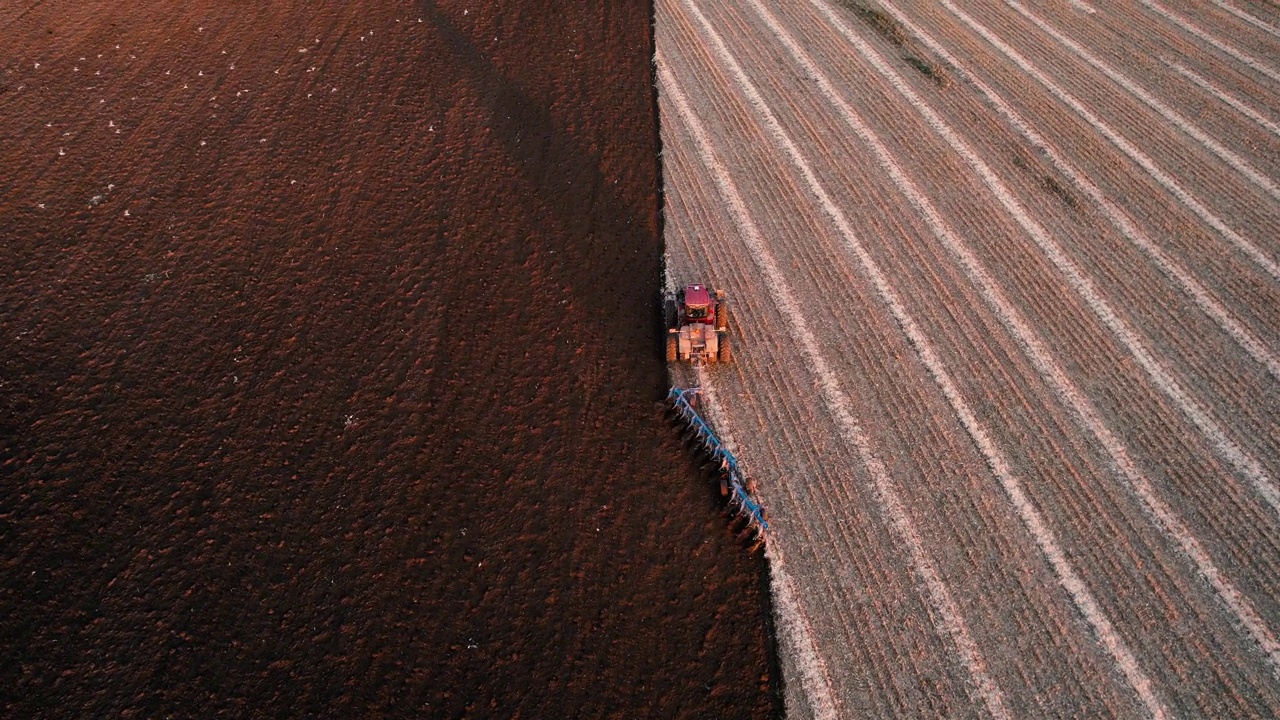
[0,1,779,717]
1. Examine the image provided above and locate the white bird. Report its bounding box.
[58,148,65,156]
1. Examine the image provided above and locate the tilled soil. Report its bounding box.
[0,1,778,717]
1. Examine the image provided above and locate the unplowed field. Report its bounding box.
[658,0,1280,717]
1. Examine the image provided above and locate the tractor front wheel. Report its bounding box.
[717,301,730,332]
[664,299,678,329]
[718,333,732,363]
[666,335,678,363]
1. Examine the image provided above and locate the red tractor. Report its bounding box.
[666,283,731,365]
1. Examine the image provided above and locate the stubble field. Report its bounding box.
[657,0,1280,717]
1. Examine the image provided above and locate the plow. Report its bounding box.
[667,386,769,551]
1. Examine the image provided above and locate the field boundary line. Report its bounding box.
[857,4,1280,674]
[1142,0,1280,83]
[658,51,1012,719]
[929,0,1280,520]
[1210,0,1280,40]
[1004,0,1280,203]
[661,76,928,711]
[887,10,1280,385]
[729,0,1172,714]
[1169,61,1280,139]
[1068,0,1098,16]
[929,2,1280,282]
[694,372,842,720]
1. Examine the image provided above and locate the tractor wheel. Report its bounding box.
[718,333,732,363]
[664,298,678,330]
[666,335,678,363]
[717,301,730,332]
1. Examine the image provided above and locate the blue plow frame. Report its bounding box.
[667,386,769,540]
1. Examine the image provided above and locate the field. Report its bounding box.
[657,0,1280,717]
[0,1,779,717]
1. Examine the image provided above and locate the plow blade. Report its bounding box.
[667,386,769,547]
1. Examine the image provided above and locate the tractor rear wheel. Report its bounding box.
[666,335,678,363]
[718,333,732,363]
[717,301,730,332]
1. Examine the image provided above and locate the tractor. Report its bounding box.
[666,283,732,365]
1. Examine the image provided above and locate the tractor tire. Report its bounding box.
[663,299,678,330]
[718,333,732,363]
[666,335,678,363]
[717,301,730,332]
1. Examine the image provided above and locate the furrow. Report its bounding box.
[701,2,1280,712]
[660,26,967,707]
[658,42,1012,718]
[669,160,911,718]
[871,8,1280,387]
[857,1,1280,595]
[1142,0,1280,83]
[670,157,958,718]
[933,0,1280,283]
[660,57,984,717]
[1006,0,1280,203]
[676,1,1181,716]
[921,0,1280,519]
[1170,61,1280,139]
[757,0,1280,707]
[1209,0,1280,40]
[842,0,1280,657]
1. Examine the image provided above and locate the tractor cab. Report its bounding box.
[681,284,715,325]
[667,282,731,365]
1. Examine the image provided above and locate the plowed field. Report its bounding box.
[657,0,1280,717]
[1,1,779,717]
